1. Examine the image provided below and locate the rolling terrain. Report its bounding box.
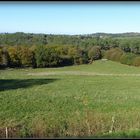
[1,60,140,138]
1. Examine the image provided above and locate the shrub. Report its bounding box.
[132,57,140,66]
[88,46,102,61]
[120,53,136,65]
[104,48,123,62]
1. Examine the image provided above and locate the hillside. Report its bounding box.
[1,60,140,138]
[26,60,140,74]
[1,32,140,47]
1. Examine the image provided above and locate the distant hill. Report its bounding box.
[0,32,140,47]
[81,32,140,38]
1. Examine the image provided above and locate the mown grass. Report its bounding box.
[1,60,140,138]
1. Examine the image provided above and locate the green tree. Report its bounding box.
[1,47,9,67]
[45,46,61,67]
[88,46,102,62]
[0,48,2,66]
[35,45,47,68]
[35,45,62,68]
[68,47,88,65]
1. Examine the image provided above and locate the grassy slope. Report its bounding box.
[0,60,140,138]
[27,60,140,73]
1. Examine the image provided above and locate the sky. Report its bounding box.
[1,2,140,35]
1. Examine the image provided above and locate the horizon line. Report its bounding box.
[0,31,140,36]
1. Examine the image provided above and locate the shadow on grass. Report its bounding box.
[0,78,58,92]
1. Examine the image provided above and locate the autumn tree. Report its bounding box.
[8,46,21,67]
[20,47,35,67]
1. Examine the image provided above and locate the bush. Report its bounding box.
[104,48,123,62]
[132,57,140,66]
[120,53,136,65]
[88,46,102,61]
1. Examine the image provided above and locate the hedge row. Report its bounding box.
[104,48,140,66]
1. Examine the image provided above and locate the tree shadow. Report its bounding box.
[0,78,58,92]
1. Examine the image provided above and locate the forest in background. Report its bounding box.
[1,32,140,68]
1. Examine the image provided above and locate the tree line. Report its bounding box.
[0,32,140,68]
[0,45,102,68]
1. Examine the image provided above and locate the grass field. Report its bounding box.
[1,60,140,138]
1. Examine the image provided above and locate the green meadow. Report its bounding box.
[1,60,140,138]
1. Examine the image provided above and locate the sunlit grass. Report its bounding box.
[1,60,140,138]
